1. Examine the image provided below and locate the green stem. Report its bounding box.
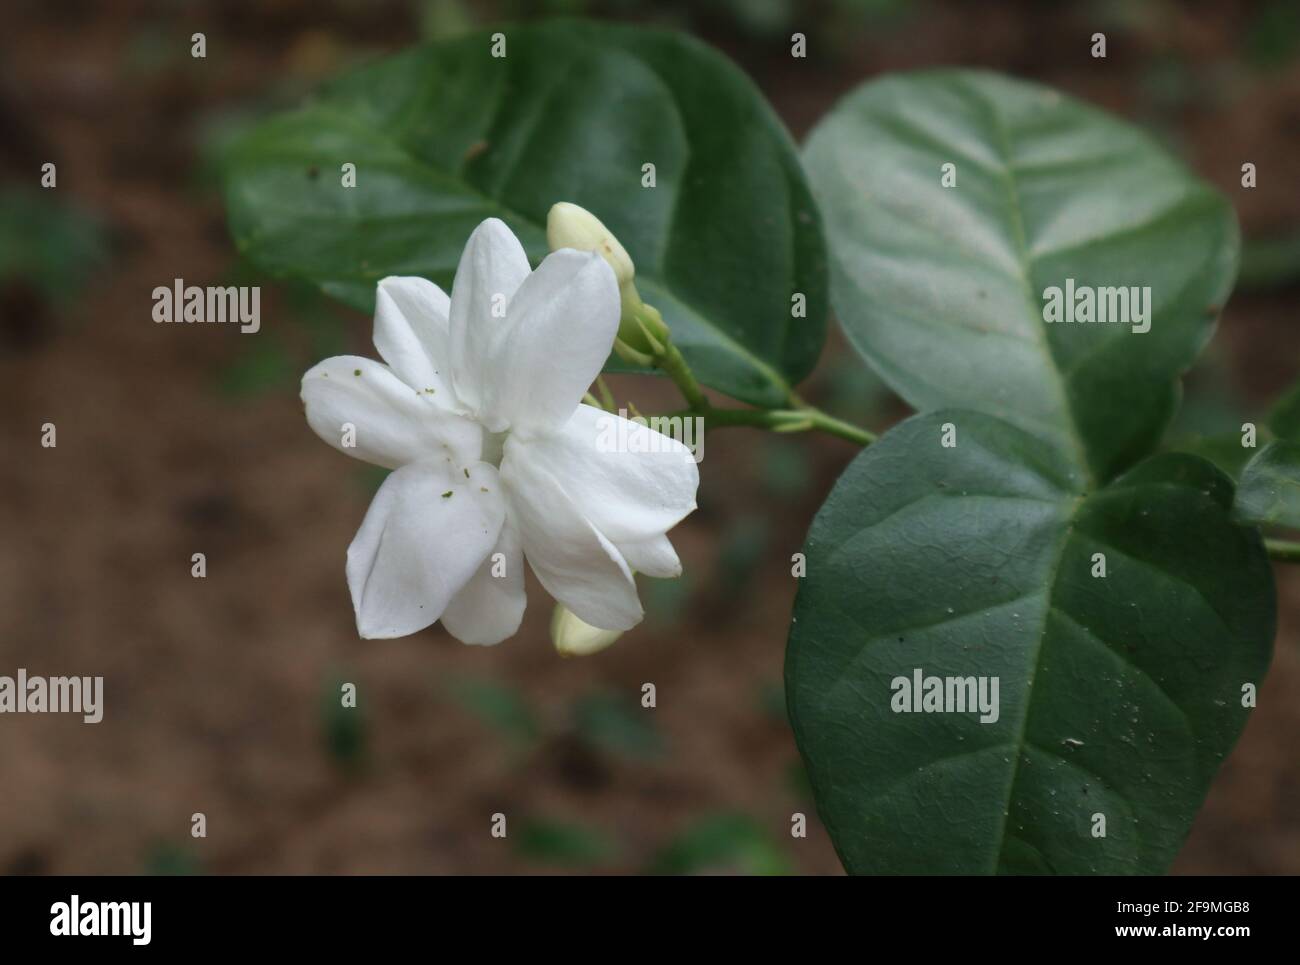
[1265,538,1300,563]
[595,375,616,412]
[655,340,709,411]
[647,329,873,447]
[666,403,875,446]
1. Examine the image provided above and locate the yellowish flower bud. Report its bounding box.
[551,604,623,657]
[546,202,635,287]
[547,201,673,359]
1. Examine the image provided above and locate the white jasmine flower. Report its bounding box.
[301,218,699,645]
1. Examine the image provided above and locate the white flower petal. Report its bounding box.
[373,276,456,401]
[479,250,619,434]
[448,218,532,416]
[501,441,642,631]
[346,461,505,639]
[515,404,699,543]
[616,534,682,578]
[440,519,526,646]
[302,356,481,469]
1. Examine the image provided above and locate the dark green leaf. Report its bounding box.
[1234,378,1300,526]
[787,410,1273,874]
[804,70,1239,483]
[1167,432,1256,481]
[221,21,827,407]
[1235,440,1300,529]
[1267,379,1300,439]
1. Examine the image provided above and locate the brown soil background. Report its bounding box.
[1,0,1297,874]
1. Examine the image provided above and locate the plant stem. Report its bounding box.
[655,340,709,411]
[1265,538,1300,563]
[664,403,875,446]
[595,375,616,412]
[647,331,874,447]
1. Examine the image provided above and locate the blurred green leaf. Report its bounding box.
[716,514,770,592]
[785,758,813,800]
[641,569,693,625]
[760,436,813,499]
[1239,231,1300,292]
[757,679,787,723]
[648,814,791,875]
[416,0,475,40]
[717,0,794,37]
[513,817,619,867]
[1245,0,1300,70]
[322,675,367,771]
[571,690,663,759]
[819,345,892,425]
[218,336,296,397]
[144,842,201,876]
[447,676,540,748]
[0,188,108,305]
[1268,379,1300,439]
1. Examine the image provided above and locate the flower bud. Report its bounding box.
[547,202,672,358]
[551,604,623,657]
[617,300,672,357]
[547,202,635,287]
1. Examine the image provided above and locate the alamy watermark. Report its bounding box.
[1042,278,1150,334]
[50,896,150,945]
[890,668,1000,724]
[595,408,704,463]
[152,278,260,333]
[0,669,102,723]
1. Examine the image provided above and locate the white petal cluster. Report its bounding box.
[302,218,699,644]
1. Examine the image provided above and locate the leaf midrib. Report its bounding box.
[970,80,1095,488]
[990,491,1082,873]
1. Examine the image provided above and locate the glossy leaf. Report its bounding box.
[804,70,1239,483]
[221,21,827,407]
[1234,380,1300,527]
[786,410,1272,874]
[1235,439,1300,529]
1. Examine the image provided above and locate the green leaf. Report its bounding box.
[1235,440,1300,529]
[804,70,1239,483]
[647,814,791,876]
[0,187,109,305]
[445,676,540,748]
[1266,379,1300,439]
[571,691,664,759]
[321,674,367,772]
[220,21,827,407]
[1234,381,1300,527]
[1167,432,1255,481]
[787,410,1273,874]
[513,818,619,868]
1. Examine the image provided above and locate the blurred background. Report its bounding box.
[2,0,1298,874]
